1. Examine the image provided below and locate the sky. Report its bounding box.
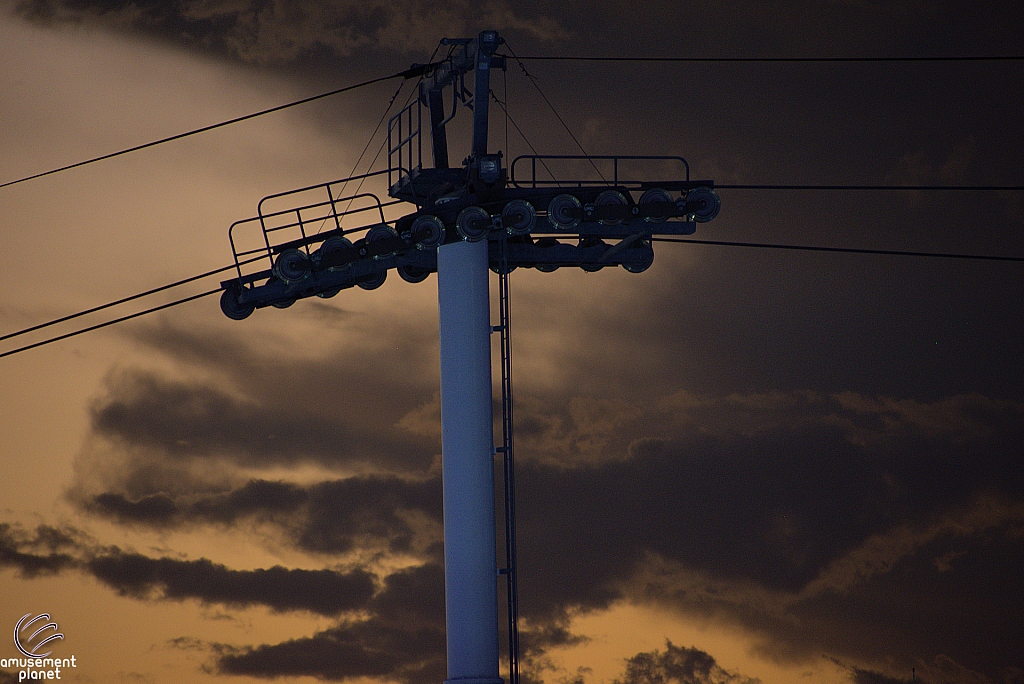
[1,2,1023,684]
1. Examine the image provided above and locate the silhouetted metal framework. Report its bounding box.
[495,234,520,684]
[219,30,720,684]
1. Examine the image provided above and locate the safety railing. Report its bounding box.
[388,100,423,191]
[228,169,410,280]
[509,155,690,188]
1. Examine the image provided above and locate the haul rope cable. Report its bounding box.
[0,64,442,191]
[3,235,1021,360]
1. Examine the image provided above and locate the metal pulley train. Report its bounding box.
[219,31,721,320]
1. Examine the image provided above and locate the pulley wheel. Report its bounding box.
[274,248,310,284]
[319,236,353,271]
[547,194,581,228]
[367,224,399,259]
[639,188,673,223]
[271,297,296,308]
[220,288,255,320]
[358,270,387,290]
[317,287,342,299]
[397,264,431,283]
[502,199,536,235]
[684,187,721,223]
[457,206,491,241]
[595,190,628,225]
[412,215,445,249]
[622,240,655,273]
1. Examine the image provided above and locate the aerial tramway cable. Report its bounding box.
[0,64,440,191]
[650,237,1024,261]
[0,288,220,360]
[504,54,1024,63]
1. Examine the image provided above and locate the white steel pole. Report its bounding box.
[437,237,501,684]
[437,30,503,684]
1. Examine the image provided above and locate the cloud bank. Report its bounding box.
[12,0,567,62]
[27,319,1019,683]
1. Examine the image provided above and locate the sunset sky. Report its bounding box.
[2,2,1023,684]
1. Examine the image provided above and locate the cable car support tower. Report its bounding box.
[219,30,720,684]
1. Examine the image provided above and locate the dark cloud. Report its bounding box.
[847,668,913,684]
[212,564,612,684]
[12,0,1024,74]
[11,0,567,62]
[84,474,443,556]
[0,516,451,681]
[844,655,1024,684]
[87,550,376,615]
[367,562,445,627]
[215,562,446,682]
[216,618,446,683]
[611,641,759,684]
[295,476,442,555]
[0,523,82,578]
[513,390,1024,599]
[766,523,1024,680]
[87,365,437,473]
[90,491,179,524]
[518,620,587,660]
[70,319,442,502]
[504,391,1024,679]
